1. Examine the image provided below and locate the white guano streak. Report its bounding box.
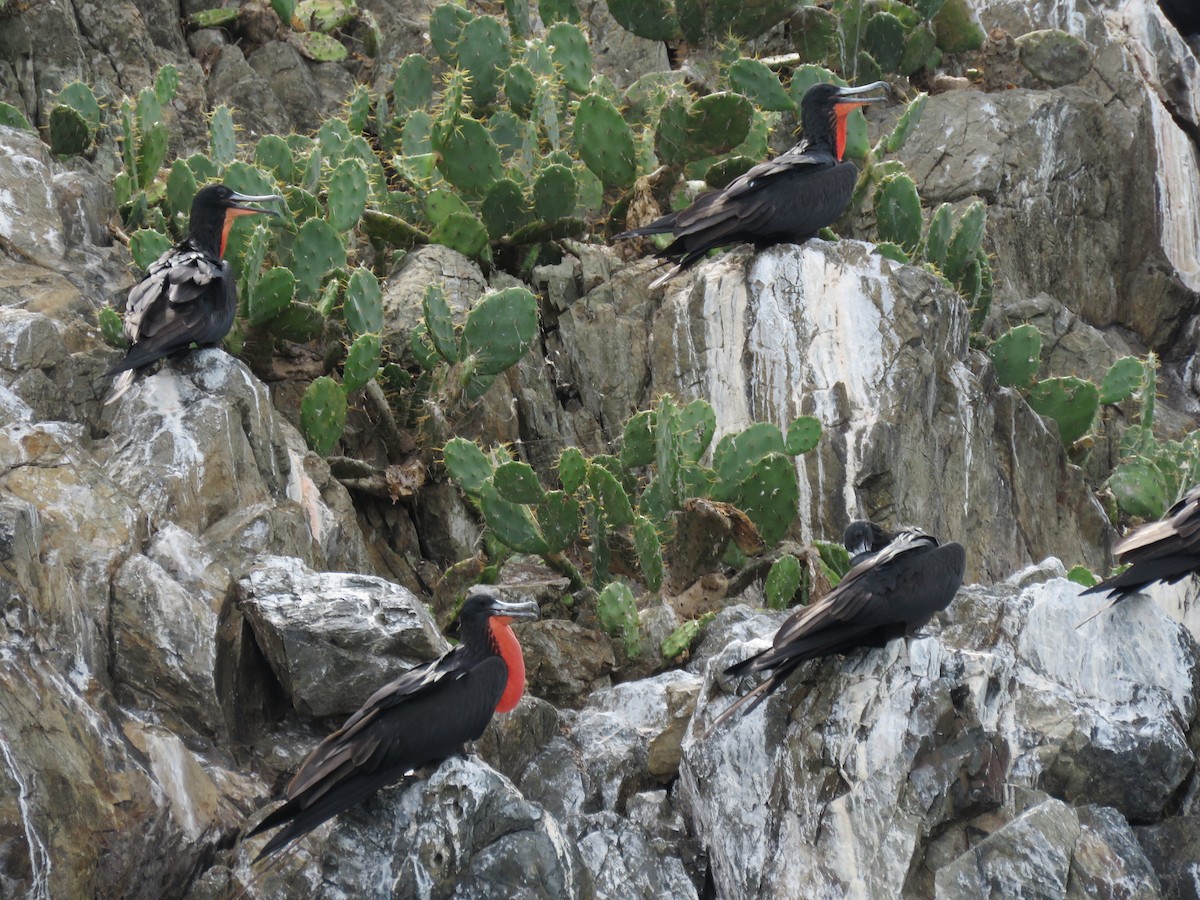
[0,736,52,899]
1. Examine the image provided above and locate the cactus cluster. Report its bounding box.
[607,0,792,44]
[443,394,822,625]
[187,0,380,63]
[792,0,983,81]
[48,82,102,157]
[1105,355,1200,521]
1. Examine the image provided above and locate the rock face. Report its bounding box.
[680,566,1199,899]
[2,0,1200,897]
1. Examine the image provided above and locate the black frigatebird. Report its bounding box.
[1076,485,1200,626]
[706,522,966,733]
[105,183,282,403]
[615,80,891,287]
[245,591,539,861]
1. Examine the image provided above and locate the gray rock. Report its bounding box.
[381,244,488,360]
[248,42,326,134]
[521,618,615,707]
[1016,29,1094,86]
[0,130,67,271]
[237,556,448,717]
[1135,815,1200,899]
[206,45,293,138]
[1068,806,1161,899]
[577,811,697,900]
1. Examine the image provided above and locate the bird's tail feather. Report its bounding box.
[1073,595,1120,629]
[104,369,136,406]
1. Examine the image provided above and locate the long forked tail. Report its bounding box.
[701,673,781,739]
[1073,594,1120,629]
[104,369,136,405]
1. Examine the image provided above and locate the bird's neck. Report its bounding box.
[487,618,526,713]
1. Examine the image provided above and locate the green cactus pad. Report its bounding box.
[344,267,383,336]
[459,15,511,108]
[430,3,475,65]
[922,203,954,269]
[301,376,348,455]
[292,218,348,301]
[678,399,717,461]
[989,324,1042,389]
[315,279,340,318]
[540,0,580,23]
[597,582,640,658]
[494,461,546,504]
[504,63,537,118]
[248,267,296,327]
[294,0,354,30]
[160,162,194,222]
[915,0,947,18]
[815,540,852,583]
[154,64,179,106]
[607,0,680,41]
[433,115,504,195]
[393,54,434,112]
[945,200,986,283]
[342,333,382,393]
[880,92,928,154]
[424,190,472,227]
[632,516,663,591]
[361,209,430,249]
[48,105,91,156]
[480,482,550,554]
[431,211,490,259]
[482,179,528,239]
[932,0,985,53]
[325,158,369,232]
[297,32,350,63]
[272,302,325,342]
[899,26,939,76]
[189,7,239,26]
[443,437,494,494]
[462,286,538,375]
[731,452,799,545]
[689,92,754,157]
[587,463,636,528]
[573,94,637,188]
[676,0,793,44]
[559,447,587,494]
[792,6,839,64]
[765,553,804,610]
[346,85,372,134]
[728,58,794,112]
[621,410,657,468]
[254,134,294,183]
[1100,356,1143,405]
[874,174,923,255]
[875,242,910,263]
[712,422,786,496]
[1028,376,1099,446]
[864,12,907,72]
[129,229,172,270]
[533,163,577,223]
[534,490,581,553]
[1109,458,1169,520]
[547,23,593,94]
[422,283,459,363]
[99,306,128,347]
[58,82,102,130]
[209,105,237,165]
[785,416,821,455]
[1066,565,1099,588]
[0,102,32,131]
[661,613,715,660]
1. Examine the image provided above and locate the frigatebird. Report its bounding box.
[1077,485,1200,626]
[615,80,891,287]
[706,522,965,733]
[245,591,539,861]
[105,184,282,403]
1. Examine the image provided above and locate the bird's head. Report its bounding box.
[456,590,541,632]
[800,81,892,161]
[842,519,895,562]
[189,183,284,257]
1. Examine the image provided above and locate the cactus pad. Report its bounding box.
[431,211,490,259]
[344,268,383,336]
[342,333,382,393]
[989,324,1042,389]
[129,229,173,271]
[480,483,550,554]
[48,105,91,156]
[634,516,664,591]
[482,179,528,239]
[785,416,821,455]
[461,286,538,375]
[433,115,504,195]
[325,158,370,232]
[558,447,587,494]
[394,54,434,112]
[458,15,511,108]
[607,0,680,41]
[422,283,459,363]
[547,23,593,94]
[1100,356,1143,405]
[574,94,637,188]
[292,218,348,301]
[874,174,923,255]
[728,58,794,112]
[535,490,581,554]
[1108,459,1169,520]
[301,376,348,455]
[864,12,907,72]
[621,410,657,468]
[1028,376,1099,446]
[533,163,577,223]
[209,105,238,165]
[248,267,296,327]
[443,437,494,493]
[494,461,546,504]
[765,553,804,610]
[597,582,640,658]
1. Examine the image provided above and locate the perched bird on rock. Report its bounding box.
[615,80,891,287]
[707,521,965,733]
[245,591,539,861]
[105,183,282,403]
[1077,485,1200,626]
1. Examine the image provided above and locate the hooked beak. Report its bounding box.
[833,80,892,107]
[227,191,284,217]
[489,597,541,622]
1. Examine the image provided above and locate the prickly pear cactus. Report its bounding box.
[945,200,986,283]
[533,163,577,223]
[209,105,238,166]
[48,104,92,156]
[874,174,923,255]
[129,229,173,270]
[607,0,680,41]
[765,553,804,610]
[342,333,382,392]
[325,158,369,232]
[1099,356,1143,405]
[989,324,1042,389]
[247,267,296,327]
[461,287,538,375]
[727,58,794,112]
[291,218,348,301]
[301,375,348,454]
[597,582,641,658]
[344,268,383,336]
[573,94,637,188]
[444,437,495,493]
[1027,376,1099,446]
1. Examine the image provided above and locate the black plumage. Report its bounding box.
[245,592,539,861]
[1077,485,1200,626]
[105,184,281,402]
[707,522,966,733]
[615,80,891,286]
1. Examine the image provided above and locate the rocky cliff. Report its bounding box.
[2,0,1200,897]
